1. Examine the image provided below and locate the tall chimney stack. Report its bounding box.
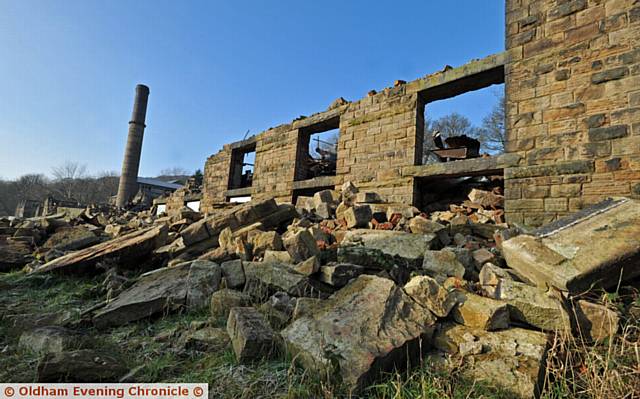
[116,84,150,208]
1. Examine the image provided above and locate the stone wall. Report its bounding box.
[336,87,420,204]
[201,54,506,214]
[504,0,640,225]
[201,0,639,225]
[202,149,231,213]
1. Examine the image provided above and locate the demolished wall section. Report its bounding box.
[336,87,421,204]
[504,0,640,226]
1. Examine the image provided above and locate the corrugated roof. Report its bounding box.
[137,177,183,190]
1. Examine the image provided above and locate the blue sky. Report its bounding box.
[0,0,505,179]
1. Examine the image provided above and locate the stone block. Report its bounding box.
[355,192,382,203]
[422,249,467,279]
[408,216,445,235]
[589,125,629,141]
[502,198,640,292]
[281,275,435,392]
[263,250,293,264]
[339,229,438,270]
[573,299,620,341]
[433,323,548,398]
[591,67,629,84]
[318,263,365,287]
[283,230,319,263]
[210,289,251,319]
[403,275,459,318]
[221,260,246,289]
[451,291,510,331]
[495,279,570,332]
[227,307,277,363]
[344,205,372,228]
[313,190,335,208]
[293,255,320,276]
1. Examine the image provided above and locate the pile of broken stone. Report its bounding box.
[1,184,638,398]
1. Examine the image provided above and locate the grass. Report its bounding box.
[541,287,640,399]
[1,270,639,398]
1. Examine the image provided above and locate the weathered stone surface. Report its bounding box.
[403,275,458,318]
[41,227,99,252]
[408,216,445,235]
[468,188,504,208]
[227,307,277,363]
[283,230,319,263]
[344,205,372,228]
[433,323,549,398]
[0,236,33,272]
[339,229,437,270]
[292,297,323,320]
[210,288,251,319]
[221,259,246,289]
[422,249,466,279]
[282,275,436,392]
[179,326,230,352]
[355,192,382,203]
[502,199,640,292]
[37,350,128,382]
[451,291,510,331]
[315,202,333,219]
[180,218,211,246]
[19,326,85,354]
[185,260,222,309]
[258,302,291,330]
[93,264,190,328]
[33,225,168,273]
[250,231,283,258]
[293,255,320,276]
[4,311,72,337]
[573,300,619,341]
[472,248,496,270]
[263,250,293,264]
[313,190,336,208]
[335,202,350,221]
[341,181,359,199]
[479,263,517,297]
[243,261,323,298]
[495,279,570,332]
[588,125,628,142]
[218,226,234,252]
[591,67,629,84]
[318,263,365,287]
[268,291,296,315]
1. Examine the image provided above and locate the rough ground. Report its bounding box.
[1,184,639,398]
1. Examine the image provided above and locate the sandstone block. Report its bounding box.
[283,230,319,263]
[282,275,436,392]
[227,307,277,363]
[221,260,246,289]
[344,205,372,228]
[210,289,251,319]
[318,263,365,287]
[403,275,458,318]
[451,291,510,331]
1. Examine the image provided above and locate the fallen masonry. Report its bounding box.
[0,183,636,396]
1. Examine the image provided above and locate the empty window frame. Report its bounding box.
[418,66,505,165]
[294,116,340,181]
[228,143,256,190]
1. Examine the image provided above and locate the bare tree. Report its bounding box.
[51,161,88,200]
[476,93,506,153]
[15,174,49,201]
[428,113,475,138]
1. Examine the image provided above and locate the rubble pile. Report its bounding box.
[1,184,638,397]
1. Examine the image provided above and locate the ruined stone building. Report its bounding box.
[200,0,640,226]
